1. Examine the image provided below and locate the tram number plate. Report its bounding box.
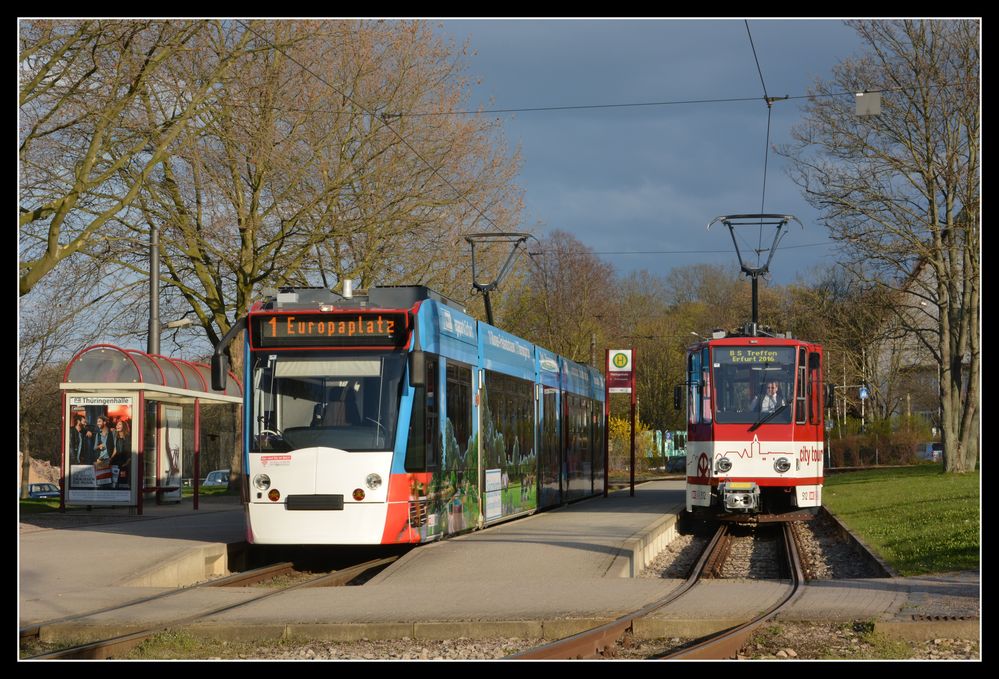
[286,494,344,511]
[726,482,754,490]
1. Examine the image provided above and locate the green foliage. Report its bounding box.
[825,465,979,575]
[851,622,913,660]
[608,415,644,441]
[180,485,230,498]
[125,631,277,659]
[17,498,61,513]
[608,416,667,479]
[829,417,935,467]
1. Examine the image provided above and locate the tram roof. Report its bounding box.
[687,335,818,349]
[60,344,242,404]
[250,285,466,313]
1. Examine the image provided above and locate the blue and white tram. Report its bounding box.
[212,285,605,545]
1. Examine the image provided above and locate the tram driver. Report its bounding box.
[750,381,786,414]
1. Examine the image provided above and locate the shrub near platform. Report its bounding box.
[823,465,979,575]
[828,429,925,467]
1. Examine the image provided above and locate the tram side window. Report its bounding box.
[688,352,701,425]
[543,389,558,469]
[687,350,711,425]
[406,356,440,472]
[809,351,822,425]
[565,395,576,459]
[426,357,439,470]
[405,385,426,472]
[701,347,712,424]
[446,363,473,457]
[484,371,534,469]
[796,348,807,424]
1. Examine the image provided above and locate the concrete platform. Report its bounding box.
[18,482,980,645]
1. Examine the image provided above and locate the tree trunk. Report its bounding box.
[20,448,32,500]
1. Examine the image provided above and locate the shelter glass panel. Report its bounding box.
[155,357,186,389]
[67,347,140,384]
[176,361,205,390]
[128,352,163,384]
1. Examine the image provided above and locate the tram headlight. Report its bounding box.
[365,473,382,490]
[774,457,791,473]
[253,474,271,490]
[716,457,732,473]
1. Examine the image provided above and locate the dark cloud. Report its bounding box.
[438,19,865,283]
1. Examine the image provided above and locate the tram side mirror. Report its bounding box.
[825,384,835,408]
[673,385,682,410]
[809,352,821,370]
[211,353,229,392]
[408,351,426,388]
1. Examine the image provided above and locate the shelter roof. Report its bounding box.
[60,344,242,404]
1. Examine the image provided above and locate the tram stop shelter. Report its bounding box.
[59,344,242,514]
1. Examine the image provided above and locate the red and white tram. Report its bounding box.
[681,214,826,519]
[682,333,825,519]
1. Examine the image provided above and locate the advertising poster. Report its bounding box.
[161,405,183,502]
[66,395,135,505]
[484,468,502,521]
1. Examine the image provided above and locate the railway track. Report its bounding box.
[512,521,805,660]
[21,557,398,660]
[661,523,804,659]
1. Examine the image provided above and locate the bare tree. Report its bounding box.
[300,22,523,300]
[616,271,687,433]
[105,21,522,478]
[18,20,259,296]
[501,230,617,363]
[110,21,521,352]
[780,20,979,472]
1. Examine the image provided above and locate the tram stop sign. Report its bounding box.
[607,349,633,393]
[859,386,869,401]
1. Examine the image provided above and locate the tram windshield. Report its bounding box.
[250,351,406,452]
[711,346,795,425]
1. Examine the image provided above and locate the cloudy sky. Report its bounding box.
[436,19,868,285]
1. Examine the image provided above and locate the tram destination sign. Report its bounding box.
[250,311,409,348]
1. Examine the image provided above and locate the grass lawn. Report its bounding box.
[181,485,231,498]
[824,465,979,575]
[18,485,232,513]
[17,498,61,514]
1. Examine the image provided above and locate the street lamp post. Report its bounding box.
[148,223,160,355]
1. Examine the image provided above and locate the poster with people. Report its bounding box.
[66,395,135,504]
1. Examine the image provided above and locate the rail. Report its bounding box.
[661,523,804,659]
[510,523,728,659]
[23,557,398,660]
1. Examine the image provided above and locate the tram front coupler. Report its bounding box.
[719,481,760,511]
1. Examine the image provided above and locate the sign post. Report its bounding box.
[607,349,636,496]
[859,385,868,433]
[604,363,610,498]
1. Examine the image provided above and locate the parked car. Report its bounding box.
[27,483,61,499]
[666,456,687,473]
[917,442,943,462]
[202,470,230,488]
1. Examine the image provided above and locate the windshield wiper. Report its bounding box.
[748,402,788,432]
